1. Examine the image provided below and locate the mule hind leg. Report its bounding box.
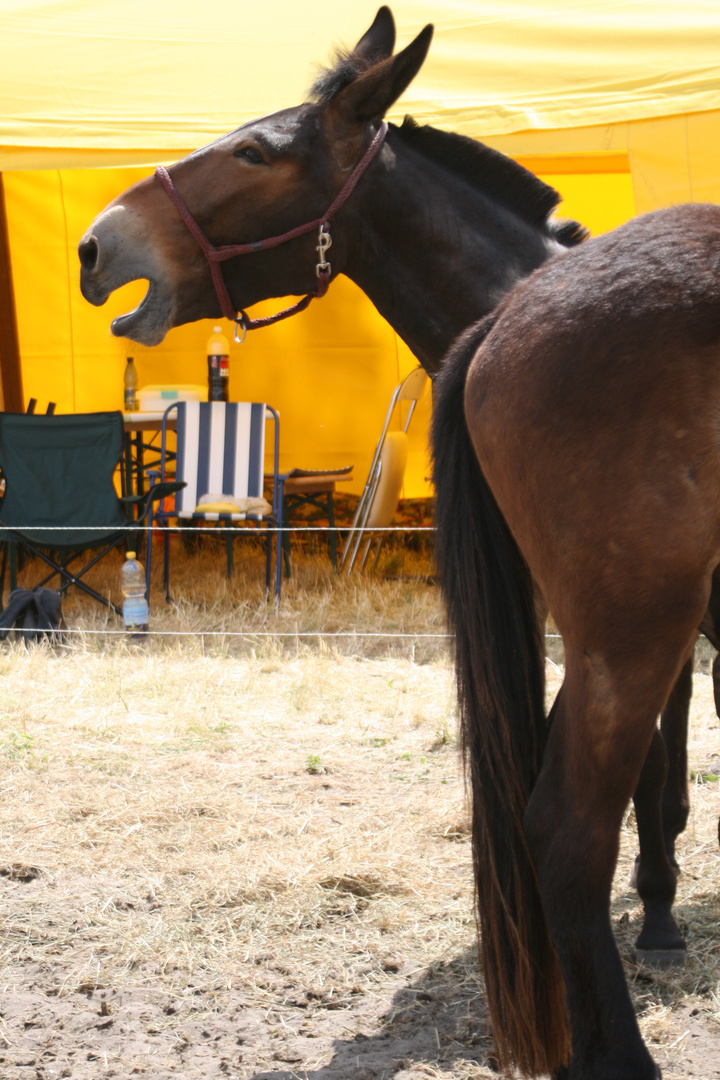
[633,583,720,960]
[658,654,693,869]
[629,645,693,965]
[632,654,691,888]
[650,571,720,876]
[525,620,704,1080]
[697,570,720,850]
[633,726,686,966]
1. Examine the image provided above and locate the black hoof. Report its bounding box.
[553,1064,660,1079]
[635,946,687,969]
[635,910,685,958]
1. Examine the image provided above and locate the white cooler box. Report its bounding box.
[137,384,206,412]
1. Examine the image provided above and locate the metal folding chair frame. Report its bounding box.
[340,367,429,574]
[0,530,127,614]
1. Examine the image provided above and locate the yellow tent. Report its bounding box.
[1,1,719,493]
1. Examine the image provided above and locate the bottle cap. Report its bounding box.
[126,551,136,559]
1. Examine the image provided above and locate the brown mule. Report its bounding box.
[433,204,720,1077]
[78,7,716,1077]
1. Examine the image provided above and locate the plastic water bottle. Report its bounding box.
[207,326,230,401]
[124,356,139,411]
[121,551,148,635]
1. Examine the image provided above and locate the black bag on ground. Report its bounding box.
[0,588,63,644]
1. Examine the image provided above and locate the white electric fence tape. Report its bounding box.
[0,525,435,533]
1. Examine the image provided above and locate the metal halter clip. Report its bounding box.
[234,314,247,345]
[316,223,332,278]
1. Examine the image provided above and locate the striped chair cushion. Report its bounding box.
[173,402,267,516]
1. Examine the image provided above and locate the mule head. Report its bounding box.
[78,6,433,346]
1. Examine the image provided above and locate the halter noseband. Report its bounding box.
[155,121,388,343]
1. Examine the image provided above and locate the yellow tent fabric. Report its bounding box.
[1,165,433,494]
[1,2,719,494]
[1,1,719,165]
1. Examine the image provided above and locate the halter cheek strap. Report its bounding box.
[154,121,388,343]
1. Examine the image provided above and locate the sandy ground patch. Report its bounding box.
[0,638,717,1080]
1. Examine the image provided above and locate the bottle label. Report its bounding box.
[123,597,149,632]
[208,354,230,402]
[124,388,138,410]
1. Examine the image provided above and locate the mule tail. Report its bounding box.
[432,318,570,1077]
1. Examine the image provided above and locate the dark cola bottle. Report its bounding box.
[206,325,230,402]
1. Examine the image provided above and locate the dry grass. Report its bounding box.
[0,644,481,1079]
[0,650,463,989]
[0,546,717,1079]
[10,534,445,661]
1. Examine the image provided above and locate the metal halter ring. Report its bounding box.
[234,315,247,345]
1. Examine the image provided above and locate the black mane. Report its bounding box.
[309,48,375,105]
[395,117,586,246]
[310,54,587,248]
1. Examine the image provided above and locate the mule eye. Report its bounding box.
[234,146,265,164]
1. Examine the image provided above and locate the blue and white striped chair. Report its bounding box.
[146,401,282,600]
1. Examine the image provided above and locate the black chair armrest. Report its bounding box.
[148,481,186,502]
[132,481,186,524]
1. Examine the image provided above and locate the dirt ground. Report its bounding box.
[0,638,718,1080]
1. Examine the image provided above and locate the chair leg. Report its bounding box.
[9,542,17,592]
[145,513,153,600]
[2,536,128,617]
[32,547,84,590]
[61,573,122,615]
[282,514,292,578]
[27,542,123,615]
[327,491,337,570]
[265,523,272,594]
[136,434,146,501]
[225,522,234,578]
[0,543,7,607]
[372,534,386,571]
[163,527,171,602]
[274,514,283,601]
[60,551,71,592]
[359,536,374,571]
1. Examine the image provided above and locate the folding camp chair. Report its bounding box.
[0,411,181,612]
[340,367,429,573]
[146,401,283,600]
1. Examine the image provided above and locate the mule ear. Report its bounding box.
[351,6,396,64]
[332,23,433,123]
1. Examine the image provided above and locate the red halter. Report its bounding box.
[155,121,388,343]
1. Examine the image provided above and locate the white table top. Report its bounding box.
[123,411,177,429]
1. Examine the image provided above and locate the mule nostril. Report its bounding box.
[78,236,99,272]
